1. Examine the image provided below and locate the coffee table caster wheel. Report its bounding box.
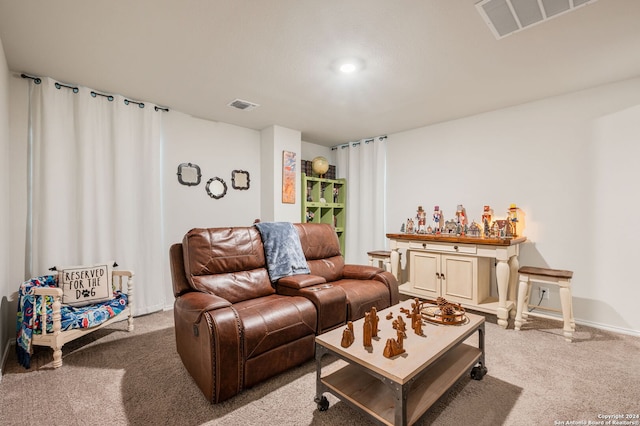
[471,365,487,380]
[315,396,329,411]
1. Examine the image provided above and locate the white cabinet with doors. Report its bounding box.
[408,250,490,306]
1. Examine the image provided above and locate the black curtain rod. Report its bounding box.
[20,73,169,112]
[55,82,79,93]
[20,73,41,84]
[331,135,387,150]
[91,91,114,101]
[124,99,144,108]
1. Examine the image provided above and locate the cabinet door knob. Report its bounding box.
[435,272,440,279]
[453,245,458,250]
[441,273,445,280]
[422,243,426,249]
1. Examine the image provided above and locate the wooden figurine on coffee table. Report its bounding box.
[369,307,379,338]
[383,328,406,358]
[341,321,354,348]
[410,298,424,336]
[392,315,407,338]
[412,312,423,336]
[363,312,373,348]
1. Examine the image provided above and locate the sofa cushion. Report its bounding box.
[183,227,274,303]
[294,223,344,281]
[234,294,317,359]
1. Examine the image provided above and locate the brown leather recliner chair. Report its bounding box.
[170,223,399,403]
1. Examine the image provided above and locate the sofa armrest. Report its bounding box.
[342,265,400,306]
[174,291,232,325]
[277,274,326,290]
[343,264,383,280]
[374,271,400,306]
[174,291,241,403]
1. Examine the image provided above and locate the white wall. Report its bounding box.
[162,111,262,306]
[260,125,301,223]
[387,76,640,334]
[0,37,11,374]
[301,140,335,167]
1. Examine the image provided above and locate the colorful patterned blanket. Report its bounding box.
[16,275,128,369]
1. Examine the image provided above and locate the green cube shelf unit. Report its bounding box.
[301,173,347,254]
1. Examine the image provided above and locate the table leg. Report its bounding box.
[508,254,520,304]
[314,345,330,411]
[471,322,488,380]
[382,378,408,426]
[390,248,401,282]
[496,259,510,328]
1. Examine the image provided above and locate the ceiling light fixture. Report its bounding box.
[334,58,364,74]
[339,63,357,73]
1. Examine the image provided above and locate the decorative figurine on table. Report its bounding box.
[410,298,424,316]
[433,205,443,234]
[412,312,423,336]
[468,221,481,237]
[490,220,501,238]
[493,220,509,238]
[363,312,373,348]
[444,219,457,235]
[416,205,427,234]
[307,185,313,202]
[392,315,407,338]
[400,223,405,233]
[455,205,468,227]
[508,204,519,236]
[383,329,406,358]
[369,307,379,338]
[341,321,354,348]
[406,218,415,234]
[410,298,425,336]
[426,225,433,234]
[482,205,493,237]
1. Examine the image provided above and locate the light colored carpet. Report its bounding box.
[1,308,639,426]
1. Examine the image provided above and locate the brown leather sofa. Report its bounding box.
[170,222,399,403]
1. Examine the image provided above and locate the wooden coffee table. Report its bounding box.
[314,299,486,426]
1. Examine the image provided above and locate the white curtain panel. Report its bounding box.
[336,137,387,265]
[27,77,165,315]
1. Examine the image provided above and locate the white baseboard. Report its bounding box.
[527,308,640,337]
[1,338,16,381]
[575,319,640,337]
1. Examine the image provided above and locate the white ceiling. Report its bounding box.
[1,0,639,147]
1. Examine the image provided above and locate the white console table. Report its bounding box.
[386,233,526,328]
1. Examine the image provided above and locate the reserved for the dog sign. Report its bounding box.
[58,263,113,306]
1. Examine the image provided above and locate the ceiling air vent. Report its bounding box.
[227,98,260,111]
[476,0,598,39]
